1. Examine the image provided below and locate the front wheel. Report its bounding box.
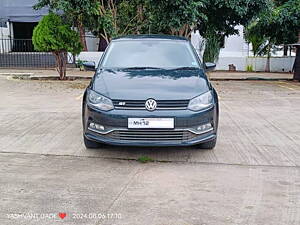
[198,138,217,150]
[84,136,101,149]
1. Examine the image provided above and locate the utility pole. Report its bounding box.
[292,32,300,81]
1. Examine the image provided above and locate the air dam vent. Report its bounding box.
[112,100,189,110]
[107,130,197,142]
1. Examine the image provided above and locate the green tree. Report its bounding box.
[198,0,271,37]
[246,0,300,79]
[84,0,150,47]
[117,0,268,62]
[145,0,269,40]
[117,0,150,35]
[85,0,125,45]
[89,0,268,62]
[34,0,99,51]
[33,13,82,80]
[34,0,270,63]
[146,0,206,37]
[198,0,270,63]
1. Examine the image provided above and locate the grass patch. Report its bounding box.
[246,64,254,72]
[137,156,154,163]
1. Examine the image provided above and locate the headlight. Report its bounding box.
[188,91,213,111]
[87,89,114,111]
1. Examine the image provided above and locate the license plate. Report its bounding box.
[128,118,174,129]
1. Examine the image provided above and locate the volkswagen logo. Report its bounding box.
[145,99,157,111]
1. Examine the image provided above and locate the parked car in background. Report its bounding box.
[82,35,219,149]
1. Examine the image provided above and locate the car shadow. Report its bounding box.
[85,144,212,163]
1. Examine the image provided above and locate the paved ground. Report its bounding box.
[0,74,300,225]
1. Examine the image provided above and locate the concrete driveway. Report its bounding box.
[0,75,300,225]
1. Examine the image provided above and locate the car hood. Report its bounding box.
[92,69,210,100]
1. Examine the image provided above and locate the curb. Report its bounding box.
[8,74,293,82]
[0,72,34,76]
[210,77,293,81]
[10,75,92,81]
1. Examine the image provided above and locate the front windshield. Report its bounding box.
[101,40,200,69]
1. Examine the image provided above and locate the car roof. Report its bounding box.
[112,34,188,42]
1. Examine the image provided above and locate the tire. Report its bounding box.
[84,136,101,149]
[198,138,217,150]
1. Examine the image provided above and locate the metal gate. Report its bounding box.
[0,39,56,68]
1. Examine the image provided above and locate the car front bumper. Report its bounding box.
[83,104,218,147]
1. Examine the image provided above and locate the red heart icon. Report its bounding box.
[58,213,67,219]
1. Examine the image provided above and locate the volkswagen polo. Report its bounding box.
[82,35,219,149]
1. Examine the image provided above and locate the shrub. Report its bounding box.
[246,64,254,72]
[33,13,82,80]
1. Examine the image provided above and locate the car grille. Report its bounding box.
[112,100,189,110]
[106,130,197,142]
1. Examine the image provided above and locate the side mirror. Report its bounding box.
[83,61,96,71]
[205,62,216,72]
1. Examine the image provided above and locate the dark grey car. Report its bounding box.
[82,35,219,149]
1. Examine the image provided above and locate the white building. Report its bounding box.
[191,26,295,72]
[0,21,11,52]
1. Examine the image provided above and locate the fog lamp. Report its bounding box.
[89,122,105,131]
[197,123,213,132]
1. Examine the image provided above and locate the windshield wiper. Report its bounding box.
[171,67,199,70]
[123,67,164,70]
